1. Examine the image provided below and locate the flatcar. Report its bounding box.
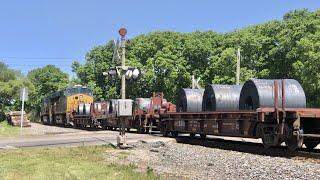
[40,86,94,126]
[160,79,320,151]
[73,92,176,133]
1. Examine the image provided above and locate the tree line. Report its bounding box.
[73,9,320,106]
[1,9,319,120]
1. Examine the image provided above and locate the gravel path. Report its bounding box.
[22,122,85,135]
[105,140,320,180]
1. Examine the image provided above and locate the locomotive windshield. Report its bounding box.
[65,87,93,96]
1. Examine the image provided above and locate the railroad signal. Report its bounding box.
[125,68,141,80]
[103,67,140,80]
[102,28,143,148]
[118,27,127,37]
[132,68,140,79]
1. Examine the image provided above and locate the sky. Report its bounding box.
[0,0,319,76]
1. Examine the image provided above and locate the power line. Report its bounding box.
[4,65,74,67]
[0,56,84,60]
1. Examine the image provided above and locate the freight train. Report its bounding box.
[40,79,320,151]
[41,89,176,133]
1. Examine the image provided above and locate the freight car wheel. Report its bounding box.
[162,131,169,137]
[261,135,281,149]
[285,136,304,151]
[200,134,206,139]
[304,141,319,150]
[284,126,304,151]
[262,137,271,149]
[171,131,178,138]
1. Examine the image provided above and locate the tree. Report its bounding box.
[27,65,69,115]
[0,62,34,120]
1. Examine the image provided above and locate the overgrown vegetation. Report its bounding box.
[27,65,70,120]
[0,145,160,180]
[0,63,34,119]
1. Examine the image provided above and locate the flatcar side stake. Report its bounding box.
[281,79,286,135]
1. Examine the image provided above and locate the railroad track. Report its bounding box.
[174,136,320,163]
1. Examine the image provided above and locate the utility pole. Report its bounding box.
[120,28,127,99]
[118,28,127,144]
[236,48,241,85]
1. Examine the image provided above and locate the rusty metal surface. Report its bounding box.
[202,84,243,111]
[135,98,151,111]
[239,79,306,110]
[257,107,320,118]
[177,88,204,112]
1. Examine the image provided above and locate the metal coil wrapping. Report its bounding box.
[135,98,151,111]
[239,79,306,110]
[78,103,85,115]
[202,84,243,111]
[109,99,118,114]
[94,103,102,112]
[84,103,91,115]
[177,88,204,112]
[102,101,110,114]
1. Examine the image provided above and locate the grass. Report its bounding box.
[0,145,160,180]
[0,121,20,137]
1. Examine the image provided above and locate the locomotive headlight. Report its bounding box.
[132,68,140,79]
[125,70,133,79]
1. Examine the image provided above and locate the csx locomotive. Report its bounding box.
[40,85,94,125]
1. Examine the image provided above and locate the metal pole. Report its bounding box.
[274,81,279,124]
[121,36,126,100]
[192,75,195,89]
[281,79,286,134]
[20,88,25,136]
[236,48,241,85]
[118,28,127,144]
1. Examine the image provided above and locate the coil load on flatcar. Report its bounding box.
[239,79,306,110]
[177,88,204,112]
[202,84,242,111]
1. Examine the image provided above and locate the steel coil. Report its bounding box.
[109,99,118,114]
[239,79,306,110]
[84,103,91,115]
[135,98,151,111]
[94,103,102,112]
[177,88,204,112]
[202,84,243,111]
[102,101,110,114]
[78,103,85,115]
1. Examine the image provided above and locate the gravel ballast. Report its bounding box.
[105,140,320,180]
